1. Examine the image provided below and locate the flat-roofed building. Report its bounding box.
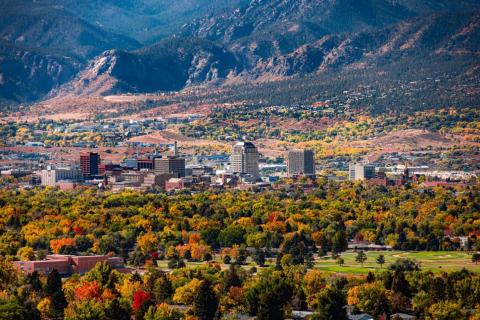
[80,152,100,177]
[13,255,124,275]
[287,149,315,176]
[230,141,259,177]
[349,163,375,181]
[154,156,186,177]
[40,166,82,187]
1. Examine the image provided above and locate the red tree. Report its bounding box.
[132,289,151,311]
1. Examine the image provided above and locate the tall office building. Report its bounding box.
[80,152,100,177]
[230,141,260,177]
[349,163,375,181]
[154,156,186,177]
[288,149,315,176]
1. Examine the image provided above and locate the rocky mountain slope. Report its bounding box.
[53,38,241,96]
[0,2,140,60]
[0,41,79,105]
[0,0,248,45]
[2,0,480,106]
[57,10,480,96]
[182,0,480,59]
[250,10,480,79]
[0,0,247,106]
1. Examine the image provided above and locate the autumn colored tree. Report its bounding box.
[75,281,102,300]
[144,303,183,320]
[50,238,76,254]
[133,289,154,320]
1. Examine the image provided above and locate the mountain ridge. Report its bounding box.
[1,0,480,107]
[53,10,480,97]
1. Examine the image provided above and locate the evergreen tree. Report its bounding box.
[153,274,174,303]
[46,270,67,319]
[193,280,219,320]
[355,251,367,267]
[222,264,242,292]
[27,271,43,292]
[314,287,348,320]
[377,254,385,268]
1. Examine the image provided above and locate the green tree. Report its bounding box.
[46,269,67,318]
[427,300,464,320]
[245,270,294,320]
[376,255,385,268]
[355,251,367,268]
[144,305,183,320]
[313,287,348,320]
[153,274,174,304]
[218,225,245,247]
[331,231,348,253]
[472,253,480,264]
[336,257,345,267]
[389,258,420,272]
[193,280,218,320]
[222,264,242,293]
[85,261,117,289]
[64,300,105,320]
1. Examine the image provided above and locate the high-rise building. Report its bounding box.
[80,152,100,177]
[230,142,259,177]
[287,149,315,176]
[349,163,375,181]
[154,156,186,177]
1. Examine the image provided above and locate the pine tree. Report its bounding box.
[314,287,348,320]
[376,254,385,268]
[355,251,367,267]
[46,270,67,319]
[153,274,174,303]
[222,264,242,292]
[193,280,219,320]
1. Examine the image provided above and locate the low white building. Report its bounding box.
[40,166,82,187]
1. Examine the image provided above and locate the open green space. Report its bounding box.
[155,251,480,275]
[314,251,480,274]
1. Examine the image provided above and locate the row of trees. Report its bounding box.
[1,257,480,320]
[1,181,480,265]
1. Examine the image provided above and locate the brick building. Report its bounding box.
[13,255,124,275]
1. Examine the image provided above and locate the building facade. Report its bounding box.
[349,163,375,181]
[154,156,186,177]
[80,152,100,177]
[40,166,82,186]
[287,149,315,176]
[13,254,124,275]
[230,142,260,177]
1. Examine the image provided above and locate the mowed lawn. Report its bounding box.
[314,251,480,274]
[155,251,480,275]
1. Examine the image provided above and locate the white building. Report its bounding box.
[349,163,375,181]
[40,166,82,186]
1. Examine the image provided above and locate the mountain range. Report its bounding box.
[1,0,480,107]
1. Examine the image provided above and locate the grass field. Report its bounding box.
[314,251,480,274]
[155,251,480,275]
